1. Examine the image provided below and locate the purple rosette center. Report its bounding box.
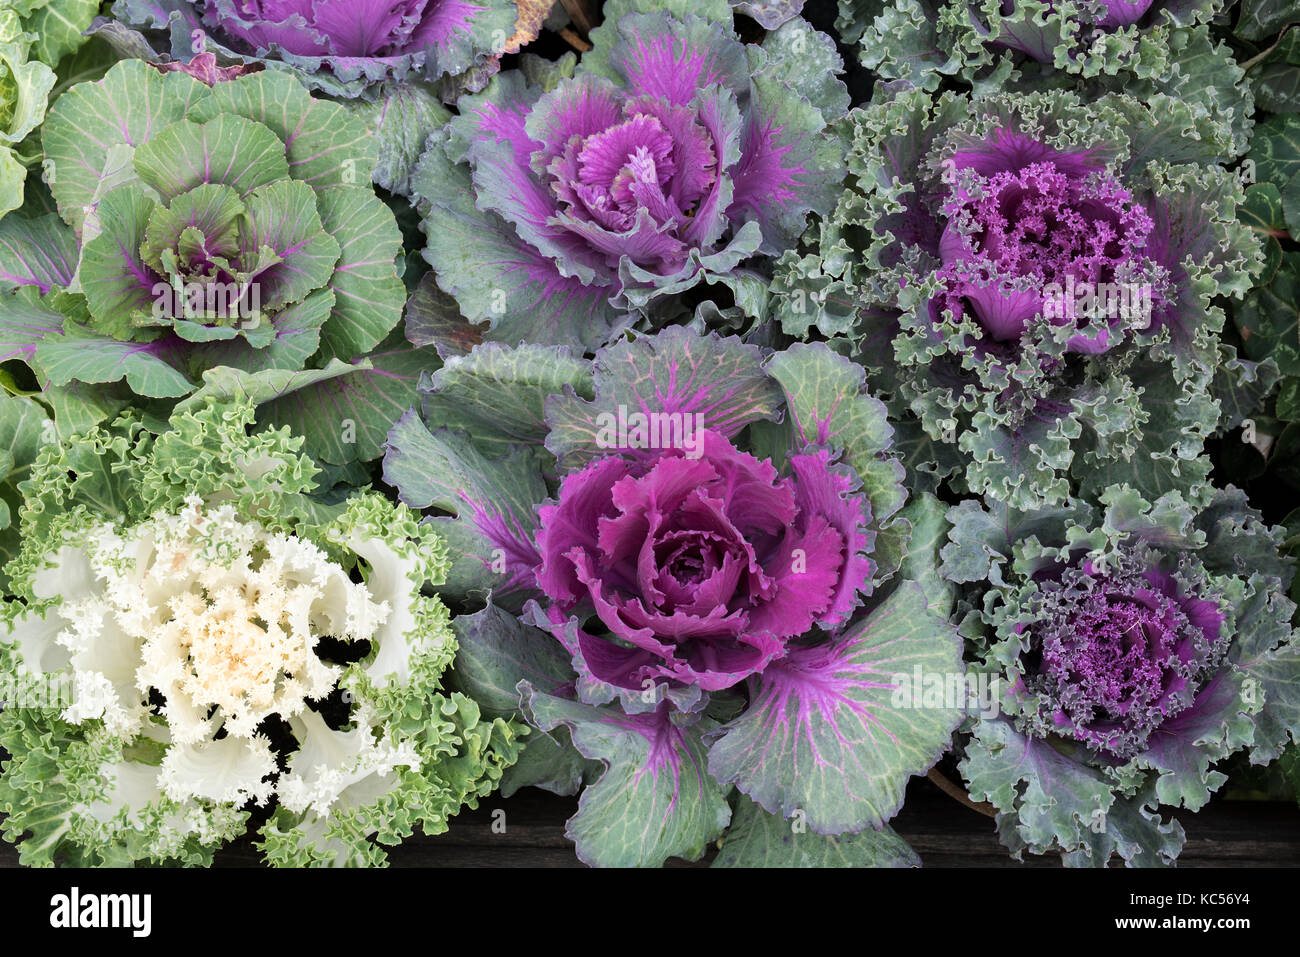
[934,130,1165,355]
[541,95,722,275]
[1024,552,1226,759]
[534,429,872,693]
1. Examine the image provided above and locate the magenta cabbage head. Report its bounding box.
[534,430,872,692]
[204,0,485,59]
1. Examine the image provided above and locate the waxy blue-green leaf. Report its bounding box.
[521,685,730,867]
[544,327,784,469]
[708,582,963,834]
[713,795,920,867]
[420,342,593,453]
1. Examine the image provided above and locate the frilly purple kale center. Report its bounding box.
[934,130,1167,358]
[1021,550,1226,760]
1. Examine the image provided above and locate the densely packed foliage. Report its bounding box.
[0,0,1295,869]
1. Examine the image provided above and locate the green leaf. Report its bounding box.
[314,185,405,360]
[961,716,1122,861]
[544,327,784,469]
[708,582,964,834]
[897,491,954,617]
[450,603,574,714]
[41,60,207,234]
[77,183,157,328]
[188,288,332,374]
[762,340,907,525]
[1238,182,1286,282]
[35,322,192,398]
[1235,0,1300,42]
[420,342,592,452]
[340,80,450,195]
[713,796,920,867]
[191,69,376,190]
[132,114,290,203]
[521,686,731,867]
[22,0,98,65]
[402,272,483,358]
[1228,577,1300,764]
[0,393,51,588]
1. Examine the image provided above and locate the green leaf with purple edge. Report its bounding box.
[412,127,625,354]
[383,408,548,606]
[420,342,593,452]
[707,582,963,834]
[0,214,78,293]
[520,684,731,868]
[713,795,920,867]
[1133,670,1255,811]
[544,327,784,469]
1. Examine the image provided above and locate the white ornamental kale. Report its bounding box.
[0,398,523,867]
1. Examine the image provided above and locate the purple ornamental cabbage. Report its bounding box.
[412,0,847,351]
[384,329,963,868]
[934,128,1168,358]
[1023,552,1225,760]
[108,0,519,96]
[838,0,1248,153]
[775,87,1261,510]
[945,486,1300,866]
[534,430,871,692]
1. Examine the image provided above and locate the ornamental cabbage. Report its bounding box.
[0,397,523,866]
[534,430,872,692]
[944,484,1300,865]
[384,327,965,867]
[411,0,848,352]
[0,59,423,465]
[107,0,521,98]
[836,0,1251,150]
[775,87,1264,509]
